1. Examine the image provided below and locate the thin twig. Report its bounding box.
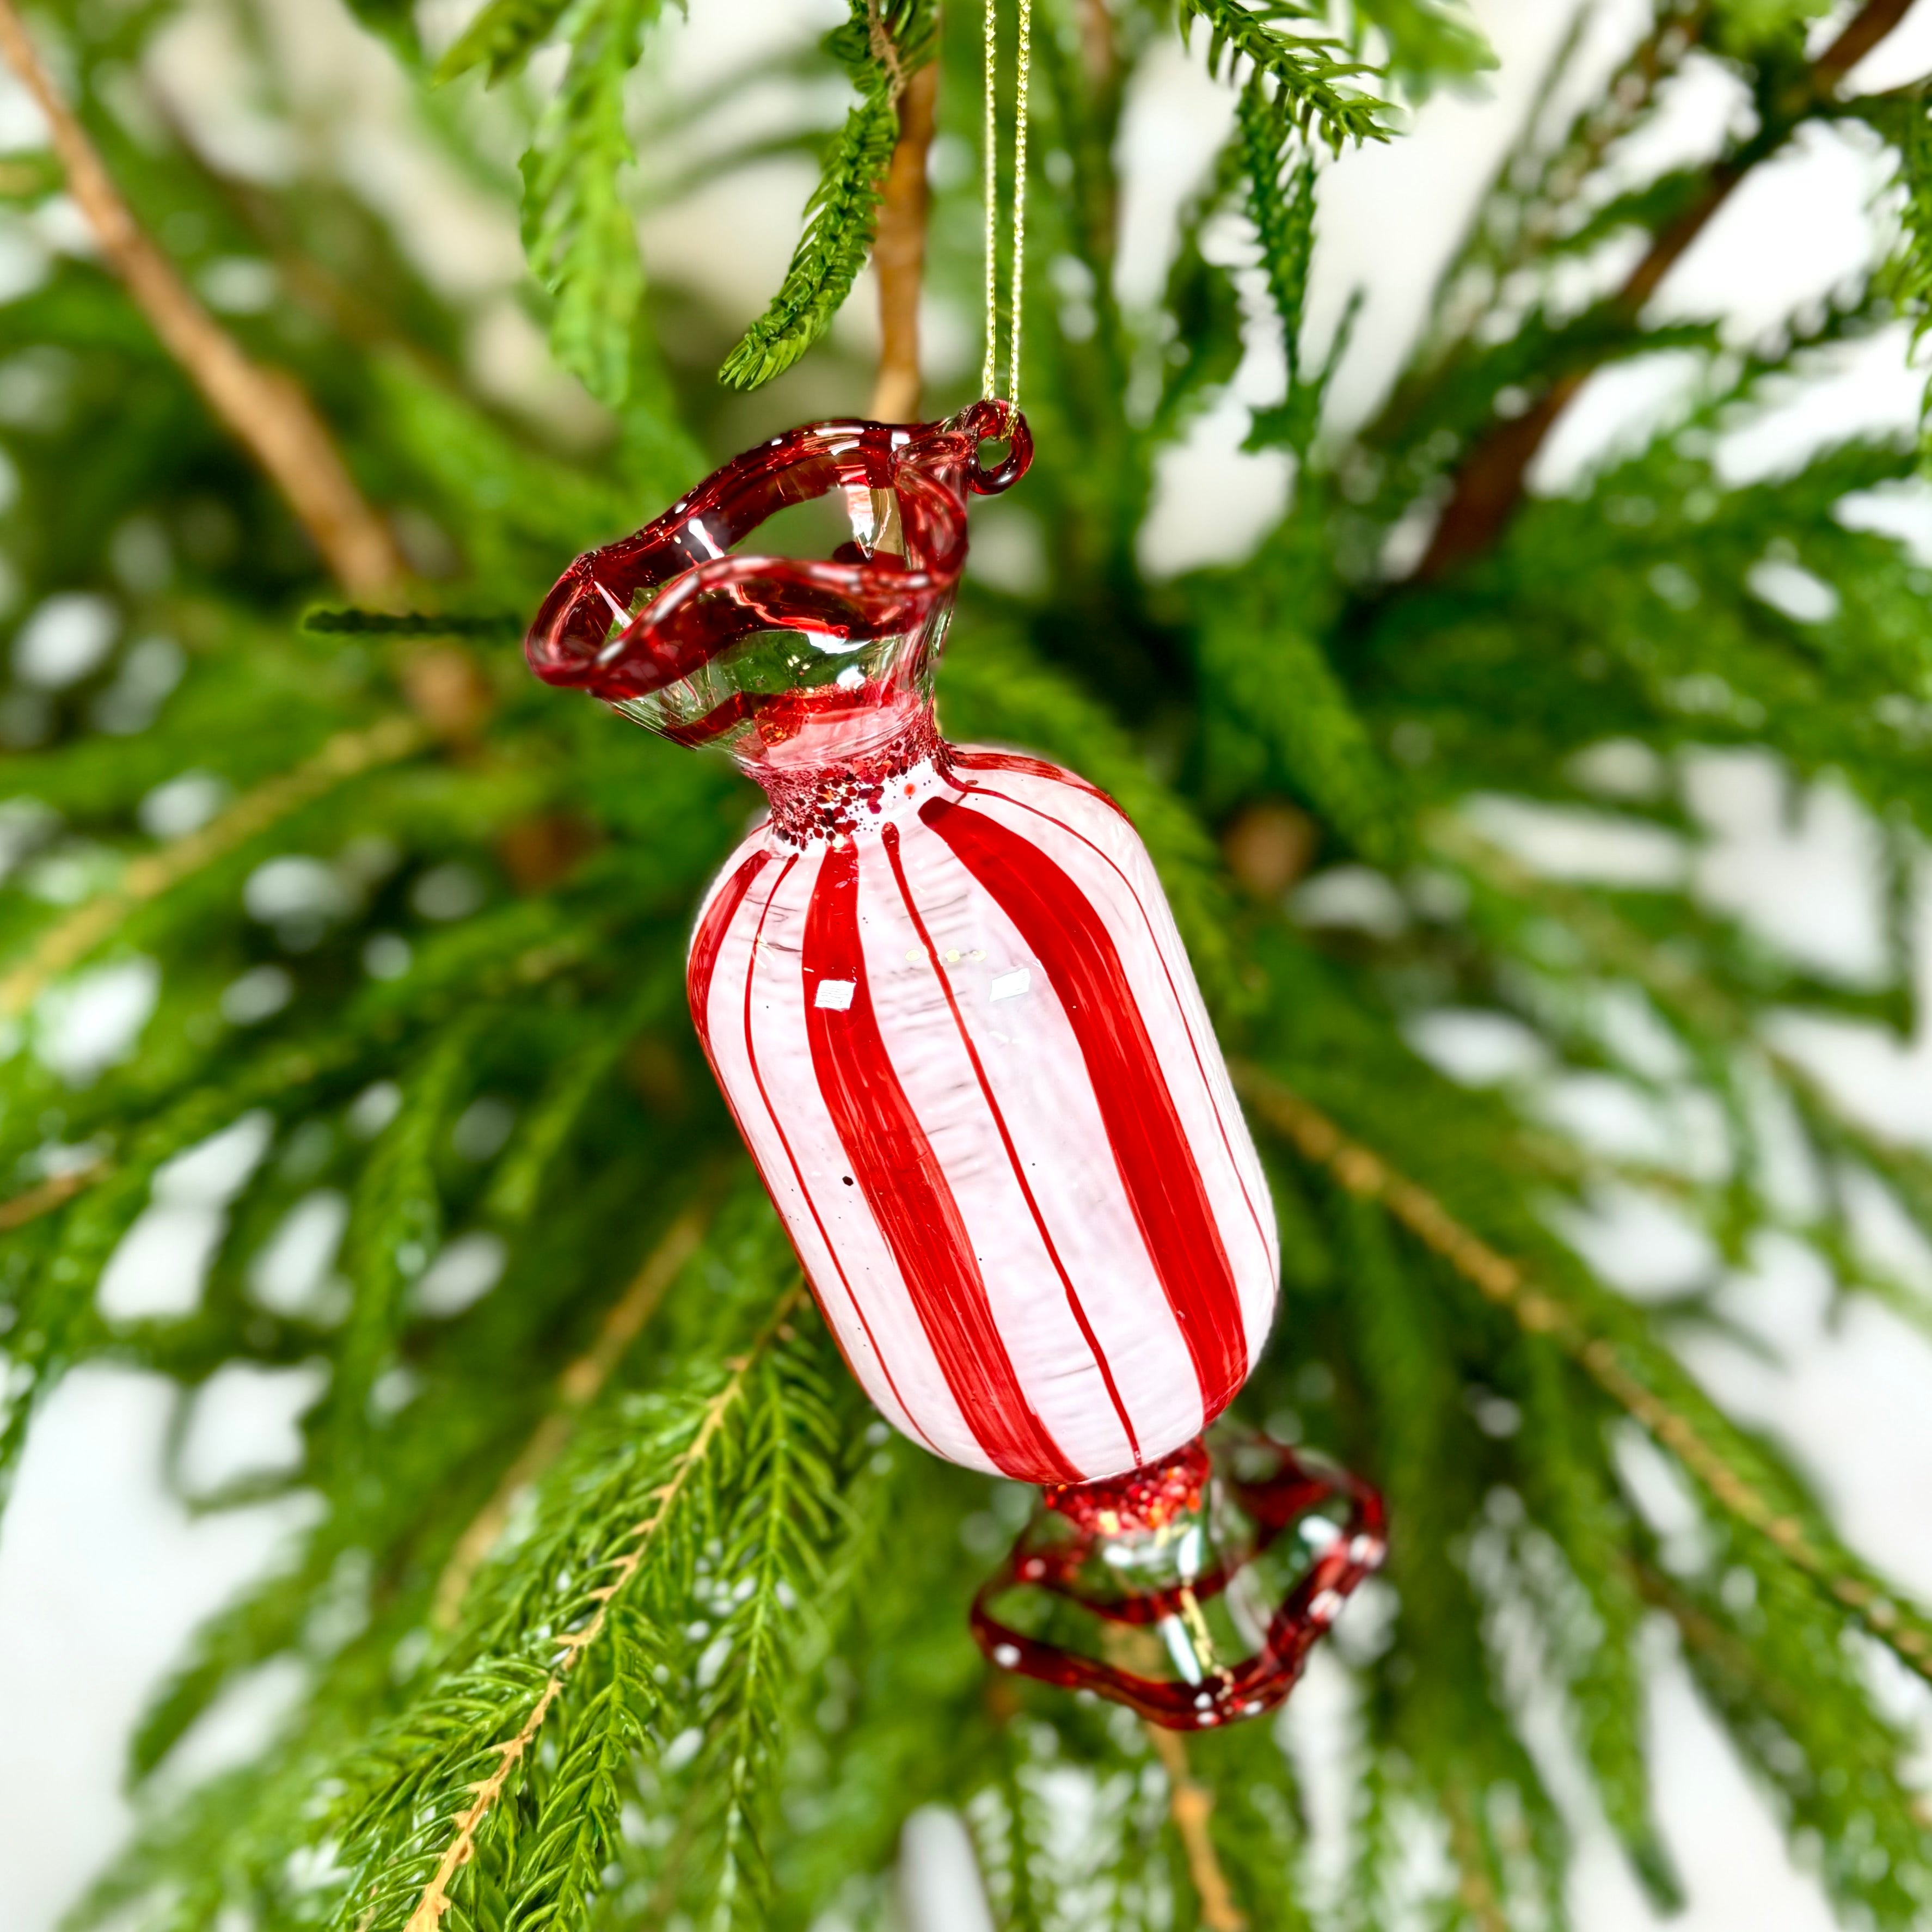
[431,1204,712,1629]
[401,1282,808,1932]
[1443,1782,1510,1932]
[1077,0,1115,86]
[0,714,425,1021]
[1414,0,1916,580]
[1144,1724,1247,1932]
[871,61,938,422]
[1231,1063,1932,1682]
[0,1,406,594]
[0,1160,105,1231]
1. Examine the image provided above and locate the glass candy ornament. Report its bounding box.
[526,400,1383,1726]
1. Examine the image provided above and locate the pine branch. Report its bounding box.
[1177,0,1391,154]
[698,1330,845,1927]
[0,2,406,593]
[1353,0,1494,88]
[1236,81,1322,455]
[1151,136,1247,441]
[507,1608,659,1932]
[1634,1557,1932,1926]
[1516,1354,1682,1908]
[1434,814,1932,1268]
[0,715,424,1021]
[719,93,900,390]
[1442,1782,1511,1932]
[432,1204,712,1629]
[0,1160,106,1232]
[437,0,574,83]
[303,609,523,639]
[332,1020,479,1477]
[0,910,598,1506]
[519,0,660,406]
[375,1284,808,1932]
[1194,591,1408,866]
[1414,0,1918,579]
[1234,1064,1932,1689]
[1144,1726,1249,1932]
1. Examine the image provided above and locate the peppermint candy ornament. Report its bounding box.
[527,401,1382,1727]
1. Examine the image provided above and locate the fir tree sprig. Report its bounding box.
[0,714,426,1020]
[1177,0,1391,154]
[516,0,663,406]
[436,0,575,84]
[1235,80,1324,457]
[1352,0,1494,87]
[717,0,935,391]
[334,1273,811,1931]
[717,94,899,391]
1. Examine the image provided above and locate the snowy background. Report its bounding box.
[5,1,1932,1927]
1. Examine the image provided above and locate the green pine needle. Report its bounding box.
[301,608,523,637]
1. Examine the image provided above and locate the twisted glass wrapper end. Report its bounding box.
[971,1431,1386,1730]
[524,400,1032,778]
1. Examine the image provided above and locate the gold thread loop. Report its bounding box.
[982,0,1031,404]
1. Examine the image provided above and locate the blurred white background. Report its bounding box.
[7,1,1932,1926]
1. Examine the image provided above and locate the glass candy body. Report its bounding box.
[528,406,1377,1724]
[689,726,1277,1484]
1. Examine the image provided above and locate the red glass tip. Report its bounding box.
[970,1431,1385,1731]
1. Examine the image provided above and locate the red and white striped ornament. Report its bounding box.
[528,405,1388,1728]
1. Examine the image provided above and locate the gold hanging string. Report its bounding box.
[982,0,1032,405]
[1009,0,1031,404]
[982,0,999,399]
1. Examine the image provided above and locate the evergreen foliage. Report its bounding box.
[719,0,937,390]
[1176,0,1390,154]
[4,0,1932,1927]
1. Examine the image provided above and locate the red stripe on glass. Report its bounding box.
[688,848,768,1040]
[920,796,1249,1420]
[805,839,1080,1483]
[737,854,936,1452]
[950,745,1127,822]
[879,821,1141,1465]
[954,775,1275,1282]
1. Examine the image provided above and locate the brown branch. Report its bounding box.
[0,1,406,594]
[1144,1725,1247,1932]
[0,1160,105,1232]
[0,714,425,1021]
[1077,0,1116,87]
[1230,1062,1932,1683]
[1444,1783,1510,1932]
[431,1204,711,1630]
[1414,0,1917,582]
[870,62,938,424]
